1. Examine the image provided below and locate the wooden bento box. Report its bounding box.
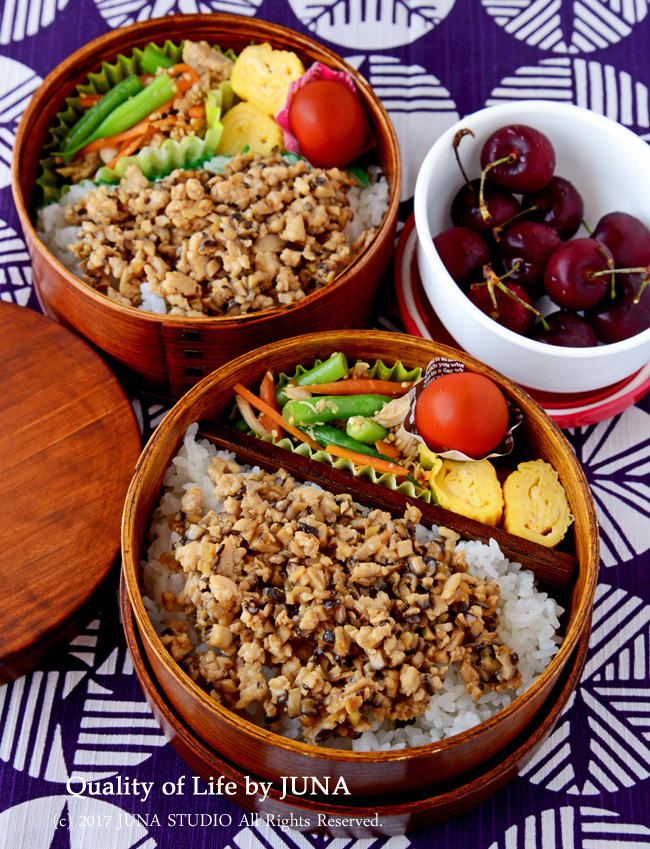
[120,570,591,833]
[11,15,401,399]
[121,330,599,801]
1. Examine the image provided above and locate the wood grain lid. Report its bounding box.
[0,302,142,680]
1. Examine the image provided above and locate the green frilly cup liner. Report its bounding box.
[260,436,432,503]
[276,357,423,396]
[36,40,232,205]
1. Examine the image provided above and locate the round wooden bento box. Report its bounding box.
[121,572,591,834]
[120,330,599,815]
[11,14,401,400]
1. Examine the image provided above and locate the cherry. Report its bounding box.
[451,179,521,234]
[533,310,599,347]
[433,226,491,288]
[544,238,613,310]
[480,124,555,193]
[587,272,650,344]
[499,221,562,294]
[592,212,650,268]
[468,278,536,335]
[522,176,584,240]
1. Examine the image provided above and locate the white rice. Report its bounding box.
[35,161,389,316]
[141,424,564,751]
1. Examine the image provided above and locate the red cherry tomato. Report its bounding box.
[414,372,509,457]
[288,80,368,168]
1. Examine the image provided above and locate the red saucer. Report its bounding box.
[395,215,650,428]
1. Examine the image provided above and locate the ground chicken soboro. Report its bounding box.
[64,151,374,316]
[158,456,522,745]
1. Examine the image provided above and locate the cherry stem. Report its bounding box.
[492,204,540,241]
[452,128,476,192]
[591,242,616,299]
[588,265,650,303]
[582,220,593,236]
[478,264,549,330]
[479,154,517,223]
[636,275,650,303]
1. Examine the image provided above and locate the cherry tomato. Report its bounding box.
[414,372,509,457]
[288,80,368,168]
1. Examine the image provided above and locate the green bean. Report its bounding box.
[141,44,175,73]
[305,425,394,461]
[59,75,144,160]
[276,352,348,406]
[346,416,389,444]
[77,72,176,150]
[305,424,419,487]
[283,394,391,427]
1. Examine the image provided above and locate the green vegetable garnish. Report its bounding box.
[348,166,369,188]
[305,425,394,461]
[346,416,389,444]
[140,44,175,73]
[276,352,348,406]
[58,75,144,161]
[283,394,392,427]
[79,72,177,150]
[304,425,419,488]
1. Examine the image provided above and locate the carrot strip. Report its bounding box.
[258,372,283,436]
[188,103,206,119]
[78,93,103,107]
[106,130,151,170]
[233,383,321,451]
[375,439,400,460]
[75,120,151,157]
[167,63,200,83]
[300,379,415,397]
[167,63,200,95]
[324,445,411,477]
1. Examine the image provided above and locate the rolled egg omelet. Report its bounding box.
[429,458,504,527]
[502,460,573,547]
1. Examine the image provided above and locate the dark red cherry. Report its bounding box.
[533,310,598,347]
[468,279,536,336]
[522,176,584,240]
[544,238,613,310]
[500,221,562,294]
[480,124,555,193]
[451,179,521,234]
[587,272,650,344]
[592,212,650,268]
[433,226,491,288]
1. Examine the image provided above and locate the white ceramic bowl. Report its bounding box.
[414,100,650,394]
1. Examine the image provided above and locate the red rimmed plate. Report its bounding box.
[395,215,650,428]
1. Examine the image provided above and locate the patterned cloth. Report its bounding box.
[2,2,650,847]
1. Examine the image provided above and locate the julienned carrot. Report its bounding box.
[78,93,103,107]
[168,63,200,95]
[233,383,320,451]
[300,379,415,397]
[375,439,400,460]
[75,120,151,157]
[168,63,200,82]
[324,444,411,477]
[188,103,206,119]
[259,372,283,436]
[106,129,152,169]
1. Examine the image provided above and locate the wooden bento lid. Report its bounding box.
[0,301,142,680]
